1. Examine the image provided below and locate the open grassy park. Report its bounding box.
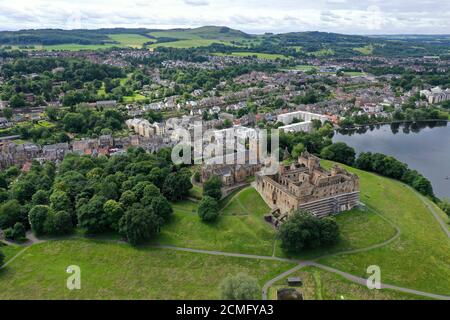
[1,162,449,299]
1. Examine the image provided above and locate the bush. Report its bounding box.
[279,210,339,252]
[198,196,220,222]
[4,222,26,241]
[219,273,260,300]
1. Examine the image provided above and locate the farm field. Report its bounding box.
[149,39,234,49]
[107,34,154,48]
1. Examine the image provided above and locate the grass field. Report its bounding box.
[149,39,234,49]
[0,240,294,299]
[267,266,427,300]
[318,161,450,295]
[158,188,276,255]
[107,34,154,48]
[123,92,147,103]
[353,45,374,55]
[307,48,335,56]
[43,44,118,51]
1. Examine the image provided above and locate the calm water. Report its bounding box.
[333,121,450,199]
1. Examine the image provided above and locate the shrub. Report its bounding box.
[219,273,260,300]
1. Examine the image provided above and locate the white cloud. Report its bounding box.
[0,0,448,34]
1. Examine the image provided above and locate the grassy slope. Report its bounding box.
[107,34,153,48]
[268,266,428,300]
[149,39,234,49]
[157,188,276,255]
[0,240,293,299]
[318,161,450,295]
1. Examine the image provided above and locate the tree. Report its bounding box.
[44,211,73,235]
[141,183,161,206]
[119,204,162,245]
[219,273,260,300]
[119,190,137,207]
[279,210,339,252]
[50,190,71,212]
[150,195,173,223]
[203,176,222,201]
[198,196,220,222]
[103,200,124,231]
[2,107,13,120]
[76,195,108,234]
[0,200,24,229]
[9,94,26,108]
[162,172,192,201]
[32,189,50,205]
[439,199,450,216]
[291,143,305,159]
[320,142,356,165]
[28,205,51,235]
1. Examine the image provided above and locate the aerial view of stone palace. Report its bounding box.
[255,151,360,223]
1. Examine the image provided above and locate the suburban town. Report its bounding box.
[0,0,449,310]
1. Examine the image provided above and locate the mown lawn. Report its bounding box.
[158,188,276,255]
[0,240,294,299]
[318,161,450,295]
[267,266,428,300]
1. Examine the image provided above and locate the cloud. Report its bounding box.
[0,0,449,34]
[183,0,209,6]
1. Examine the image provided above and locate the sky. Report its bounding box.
[0,0,449,35]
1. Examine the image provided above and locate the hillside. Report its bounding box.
[0,27,449,56]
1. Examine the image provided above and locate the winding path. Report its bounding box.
[1,188,449,300]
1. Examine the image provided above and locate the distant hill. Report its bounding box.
[0,27,449,57]
[0,26,253,46]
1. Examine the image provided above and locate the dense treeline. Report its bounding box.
[0,29,109,45]
[354,152,434,198]
[0,58,125,107]
[0,148,193,244]
[0,105,127,144]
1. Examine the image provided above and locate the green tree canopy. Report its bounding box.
[198,196,220,222]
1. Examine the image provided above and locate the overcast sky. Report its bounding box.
[0,0,449,35]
